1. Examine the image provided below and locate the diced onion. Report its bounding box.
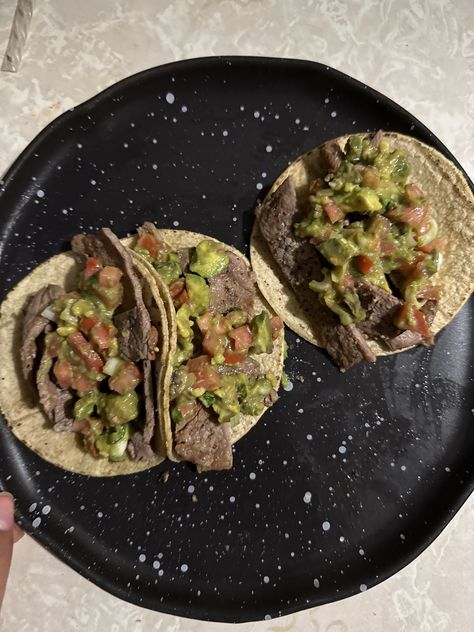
[40,305,57,321]
[103,357,121,376]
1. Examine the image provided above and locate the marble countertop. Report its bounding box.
[0,0,473,630]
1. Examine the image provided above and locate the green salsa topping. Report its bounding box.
[133,230,284,429]
[43,257,145,462]
[295,134,444,334]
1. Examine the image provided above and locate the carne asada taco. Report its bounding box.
[0,228,169,476]
[129,224,285,471]
[250,131,474,371]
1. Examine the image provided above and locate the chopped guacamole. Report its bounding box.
[134,232,283,428]
[295,134,444,335]
[43,258,144,462]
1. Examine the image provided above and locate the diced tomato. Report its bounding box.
[419,237,446,254]
[136,233,167,259]
[224,350,247,365]
[67,331,104,372]
[322,200,343,224]
[361,167,379,188]
[175,289,189,307]
[342,274,355,289]
[53,360,74,389]
[177,401,199,422]
[270,316,284,340]
[394,303,430,337]
[98,266,123,288]
[417,284,439,301]
[169,278,185,298]
[196,310,214,334]
[400,206,428,228]
[90,322,117,350]
[213,317,228,335]
[202,330,224,357]
[109,361,142,394]
[403,183,424,203]
[187,356,221,390]
[79,314,100,333]
[355,255,374,275]
[73,373,97,396]
[47,332,62,358]
[84,257,101,280]
[380,240,396,256]
[229,324,253,351]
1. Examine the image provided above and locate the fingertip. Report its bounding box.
[0,493,14,531]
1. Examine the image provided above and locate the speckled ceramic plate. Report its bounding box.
[0,57,473,623]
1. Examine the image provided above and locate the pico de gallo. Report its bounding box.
[294,134,444,337]
[134,233,283,427]
[41,256,144,461]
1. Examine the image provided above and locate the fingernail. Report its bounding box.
[0,492,14,531]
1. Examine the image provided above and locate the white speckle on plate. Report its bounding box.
[28,503,37,512]
[180,563,188,573]
[360,583,368,592]
[359,548,365,555]
[283,381,293,392]
[338,446,347,454]
[264,615,272,621]
[139,554,146,562]
[265,145,273,153]
[36,190,45,198]
[41,505,51,515]
[307,434,313,440]
[173,220,179,227]
[249,472,256,480]
[313,578,320,588]
[256,182,263,190]
[153,560,160,569]
[401,465,406,471]
[32,517,41,528]
[331,111,337,118]
[263,575,270,583]
[166,92,175,104]
[254,110,260,118]
[303,492,312,504]
[97,511,103,518]
[181,105,187,112]
[187,485,195,494]
[229,496,235,503]
[152,164,158,170]
[222,130,228,136]
[322,521,331,531]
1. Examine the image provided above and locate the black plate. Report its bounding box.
[0,57,473,623]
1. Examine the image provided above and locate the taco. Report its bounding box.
[0,228,169,476]
[250,131,474,371]
[129,224,285,471]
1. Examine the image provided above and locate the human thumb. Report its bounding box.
[0,492,14,609]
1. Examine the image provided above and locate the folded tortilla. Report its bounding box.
[250,132,474,361]
[0,229,169,476]
[128,228,286,470]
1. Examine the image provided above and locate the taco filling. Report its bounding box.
[254,132,444,371]
[133,225,283,470]
[21,228,163,463]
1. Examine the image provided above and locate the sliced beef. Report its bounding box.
[216,357,260,378]
[36,351,74,432]
[141,360,155,444]
[128,432,155,462]
[21,284,64,382]
[208,251,257,315]
[320,141,344,173]
[371,129,384,147]
[72,228,155,361]
[356,282,401,340]
[174,404,232,471]
[256,178,376,371]
[384,298,437,351]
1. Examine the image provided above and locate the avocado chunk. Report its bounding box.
[189,240,229,278]
[154,253,181,286]
[185,273,210,316]
[74,391,100,420]
[104,390,139,425]
[317,237,358,267]
[250,311,272,354]
[176,304,194,341]
[347,187,382,213]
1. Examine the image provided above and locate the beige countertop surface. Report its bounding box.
[0,1,473,630]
